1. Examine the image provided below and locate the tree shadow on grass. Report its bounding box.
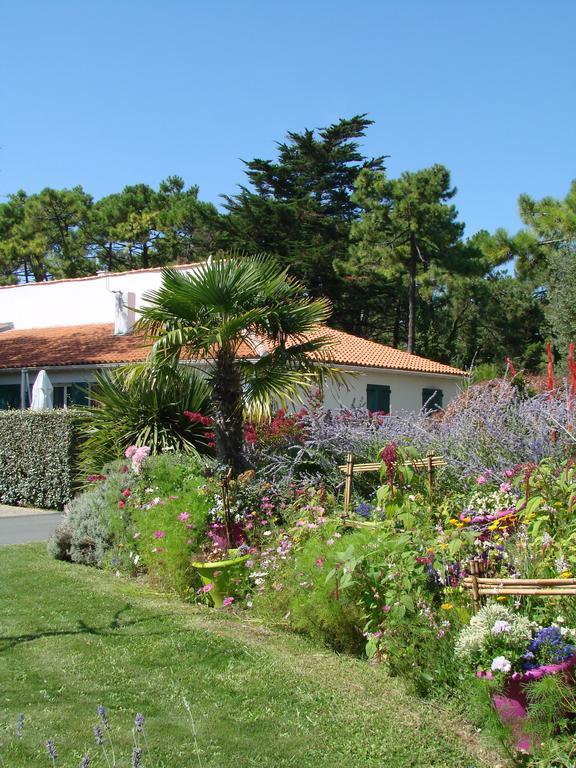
[0,604,175,652]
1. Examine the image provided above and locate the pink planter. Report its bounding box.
[479,656,576,753]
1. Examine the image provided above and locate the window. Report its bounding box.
[422,388,443,412]
[366,384,390,414]
[0,384,21,410]
[53,383,91,409]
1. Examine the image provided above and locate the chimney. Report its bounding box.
[113,291,136,335]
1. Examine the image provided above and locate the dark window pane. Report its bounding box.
[0,384,21,410]
[422,388,443,411]
[70,383,89,406]
[53,386,65,409]
[366,384,390,414]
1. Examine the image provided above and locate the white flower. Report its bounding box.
[491,656,511,673]
[491,620,512,634]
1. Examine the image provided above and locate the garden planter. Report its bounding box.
[481,656,576,753]
[191,549,250,608]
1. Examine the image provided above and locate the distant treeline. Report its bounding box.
[1,115,574,372]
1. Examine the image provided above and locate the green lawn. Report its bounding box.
[0,545,503,767]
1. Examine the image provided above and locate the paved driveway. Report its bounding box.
[0,506,63,545]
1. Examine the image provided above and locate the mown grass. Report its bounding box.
[0,545,502,767]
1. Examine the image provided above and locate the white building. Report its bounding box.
[0,264,467,411]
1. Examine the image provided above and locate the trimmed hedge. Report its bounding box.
[0,410,81,510]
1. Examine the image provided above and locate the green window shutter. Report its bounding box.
[0,384,21,410]
[422,388,443,411]
[366,384,390,414]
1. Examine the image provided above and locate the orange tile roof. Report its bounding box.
[0,323,466,376]
[299,327,466,376]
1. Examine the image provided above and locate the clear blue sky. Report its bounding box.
[2,0,575,237]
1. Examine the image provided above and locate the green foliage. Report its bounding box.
[342,164,482,353]
[48,464,127,565]
[221,115,385,326]
[79,362,211,475]
[0,409,80,509]
[122,455,213,596]
[137,255,337,473]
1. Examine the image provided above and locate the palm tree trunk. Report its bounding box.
[212,348,247,475]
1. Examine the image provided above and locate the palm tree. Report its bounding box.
[136,255,337,474]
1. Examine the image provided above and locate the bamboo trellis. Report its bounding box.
[463,559,576,613]
[338,452,446,516]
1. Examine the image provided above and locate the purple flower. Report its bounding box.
[96,704,109,728]
[94,725,104,745]
[134,712,144,733]
[132,747,143,768]
[80,755,91,768]
[46,739,58,762]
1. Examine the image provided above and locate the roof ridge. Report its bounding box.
[0,262,207,290]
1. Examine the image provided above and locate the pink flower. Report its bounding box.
[499,482,512,493]
[222,597,234,607]
[373,630,382,639]
[178,512,190,522]
[117,500,125,509]
[307,523,317,529]
[197,583,214,594]
[383,605,391,612]
[125,445,138,458]
[186,539,193,545]
[246,559,254,569]
[476,475,487,485]
[121,488,131,498]
[326,538,335,546]
[153,530,165,539]
[315,557,325,568]
[295,520,305,527]
[504,469,514,478]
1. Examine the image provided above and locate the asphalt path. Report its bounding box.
[0,512,63,545]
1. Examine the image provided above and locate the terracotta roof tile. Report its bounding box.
[299,327,466,376]
[0,323,466,377]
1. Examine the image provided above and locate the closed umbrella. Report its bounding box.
[31,370,54,410]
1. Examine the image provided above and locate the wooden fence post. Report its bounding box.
[343,452,354,516]
[470,559,481,614]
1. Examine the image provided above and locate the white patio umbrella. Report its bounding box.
[31,370,54,410]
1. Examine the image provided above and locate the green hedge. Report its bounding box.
[0,410,81,510]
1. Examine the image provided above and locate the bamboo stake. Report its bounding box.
[343,452,354,516]
[477,588,576,596]
[463,578,576,586]
[427,453,434,496]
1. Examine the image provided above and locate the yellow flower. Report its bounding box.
[496,596,507,602]
[449,518,460,525]
[441,603,453,610]
[560,571,572,578]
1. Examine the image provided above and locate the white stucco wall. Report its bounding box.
[0,363,464,413]
[322,366,463,412]
[0,265,201,330]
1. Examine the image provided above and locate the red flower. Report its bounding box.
[117,500,125,509]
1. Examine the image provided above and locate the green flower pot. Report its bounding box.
[191,549,250,608]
